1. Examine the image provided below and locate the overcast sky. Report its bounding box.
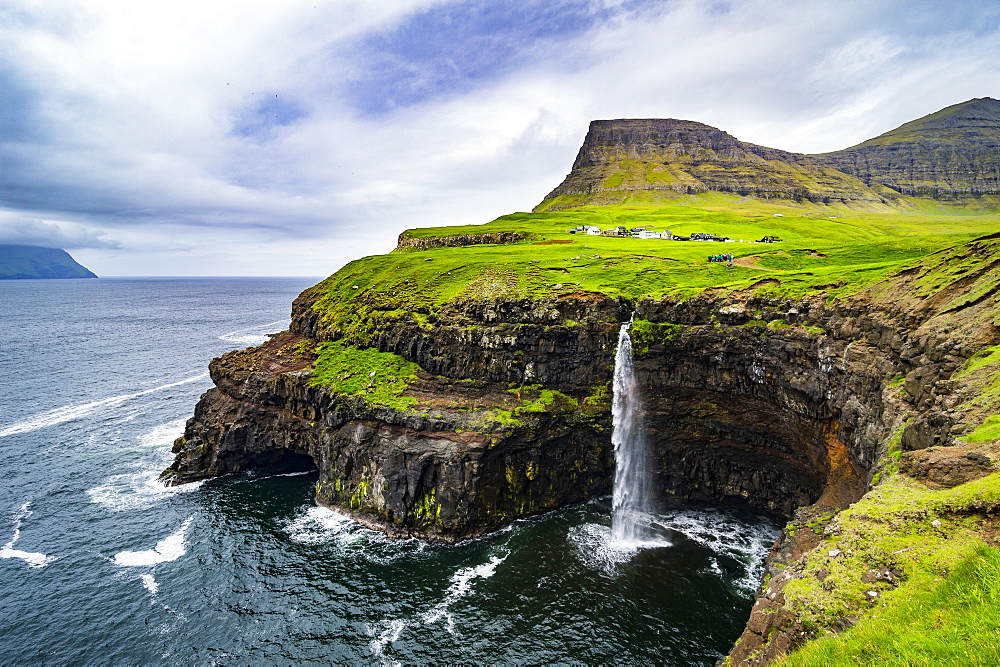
[2,0,998,276]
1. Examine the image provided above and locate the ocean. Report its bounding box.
[0,277,778,663]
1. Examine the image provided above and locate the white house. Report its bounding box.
[637,230,661,239]
[585,226,601,236]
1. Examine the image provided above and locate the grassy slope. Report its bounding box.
[781,473,1000,666]
[837,97,1000,149]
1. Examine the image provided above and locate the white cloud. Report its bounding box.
[0,211,120,249]
[1,0,997,276]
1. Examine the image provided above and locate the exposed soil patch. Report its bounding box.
[259,331,315,375]
[558,291,610,304]
[734,255,777,271]
[404,371,517,411]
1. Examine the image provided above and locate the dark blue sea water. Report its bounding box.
[0,277,779,664]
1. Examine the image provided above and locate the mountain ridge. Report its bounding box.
[537,97,1000,211]
[819,97,1000,198]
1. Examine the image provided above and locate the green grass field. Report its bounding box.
[311,196,999,340]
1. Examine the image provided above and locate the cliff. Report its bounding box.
[537,119,887,211]
[165,99,1000,663]
[0,244,97,279]
[818,97,1000,199]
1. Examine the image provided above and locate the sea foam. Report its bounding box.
[218,320,286,347]
[86,419,203,511]
[0,375,208,438]
[420,553,507,634]
[1,501,56,568]
[113,517,194,567]
[286,506,360,545]
[369,551,507,663]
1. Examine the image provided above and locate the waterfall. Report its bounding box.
[610,318,654,545]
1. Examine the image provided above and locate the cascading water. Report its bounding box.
[610,318,655,546]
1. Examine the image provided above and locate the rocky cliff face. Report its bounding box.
[164,100,1000,662]
[165,231,1000,660]
[396,230,532,250]
[538,119,885,210]
[167,235,1000,542]
[818,97,1000,199]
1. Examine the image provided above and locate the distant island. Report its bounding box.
[0,245,97,279]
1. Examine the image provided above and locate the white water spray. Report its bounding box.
[611,318,654,545]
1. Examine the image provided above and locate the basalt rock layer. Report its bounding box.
[536,98,1000,211]
[166,235,1000,547]
[166,100,1000,663]
[538,119,885,210]
[819,97,1000,199]
[395,230,533,250]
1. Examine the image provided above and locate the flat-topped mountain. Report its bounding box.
[819,97,1000,198]
[538,118,885,210]
[538,98,1000,210]
[0,244,97,279]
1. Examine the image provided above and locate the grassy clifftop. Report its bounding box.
[294,100,1000,663]
[307,196,999,342]
[819,97,1000,199]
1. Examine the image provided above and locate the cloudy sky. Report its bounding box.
[2,0,998,276]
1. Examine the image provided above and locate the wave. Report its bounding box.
[1,501,57,569]
[137,418,188,448]
[662,508,779,593]
[0,374,208,438]
[87,419,204,511]
[369,552,507,663]
[419,554,506,634]
[286,506,360,546]
[284,505,425,564]
[218,320,286,347]
[113,517,194,567]
[87,470,203,512]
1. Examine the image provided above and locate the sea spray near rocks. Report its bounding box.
[86,419,203,512]
[218,319,287,347]
[610,318,657,547]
